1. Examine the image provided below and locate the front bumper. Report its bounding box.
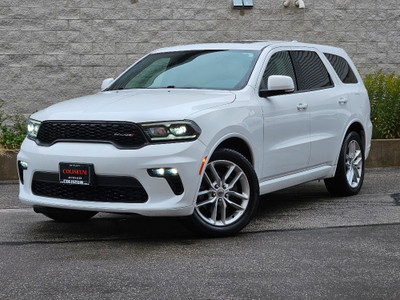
[17,138,207,216]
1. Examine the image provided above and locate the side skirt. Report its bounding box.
[259,165,334,195]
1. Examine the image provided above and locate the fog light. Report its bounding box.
[168,168,178,175]
[153,168,165,176]
[149,168,180,177]
[19,161,28,169]
[148,168,184,195]
[17,160,28,184]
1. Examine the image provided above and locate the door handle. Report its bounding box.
[297,103,308,111]
[338,97,348,104]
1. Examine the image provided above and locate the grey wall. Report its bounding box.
[1,0,399,115]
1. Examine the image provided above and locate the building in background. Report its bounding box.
[0,0,399,114]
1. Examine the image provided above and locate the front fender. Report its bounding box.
[189,103,263,178]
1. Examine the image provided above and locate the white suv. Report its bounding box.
[18,41,372,236]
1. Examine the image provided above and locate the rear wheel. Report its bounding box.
[324,131,365,196]
[34,206,97,222]
[184,148,259,237]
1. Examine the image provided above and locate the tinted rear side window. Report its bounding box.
[324,53,358,84]
[261,51,297,90]
[290,51,333,91]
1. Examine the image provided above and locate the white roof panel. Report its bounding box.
[150,41,348,57]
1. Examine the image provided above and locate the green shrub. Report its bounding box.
[364,70,400,139]
[0,101,27,149]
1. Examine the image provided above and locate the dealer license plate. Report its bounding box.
[59,163,93,185]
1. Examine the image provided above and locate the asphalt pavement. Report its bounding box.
[1,168,399,299]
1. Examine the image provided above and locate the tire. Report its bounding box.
[184,148,259,237]
[33,206,97,223]
[324,131,365,196]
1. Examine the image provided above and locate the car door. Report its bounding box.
[257,50,311,180]
[322,52,361,163]
[289,49,351,168]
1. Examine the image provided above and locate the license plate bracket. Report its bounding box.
[59,163,94,186]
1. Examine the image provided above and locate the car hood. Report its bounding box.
[31,89,236,123]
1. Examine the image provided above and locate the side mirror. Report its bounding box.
[101,78,114,91]
[259,75,295,98]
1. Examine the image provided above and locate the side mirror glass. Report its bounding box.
[259,75,295,97]
[101,78,114,91]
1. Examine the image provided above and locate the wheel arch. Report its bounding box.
[331,120,366,176]
[214,137,254,166]
[345,121,366,152]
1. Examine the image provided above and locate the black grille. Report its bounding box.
[36,121,148,149]
[32,172,148,203]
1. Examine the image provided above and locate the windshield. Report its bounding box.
[107,50,261,91]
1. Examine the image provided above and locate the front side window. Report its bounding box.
[108,50,261,91]
[324,53,358,84]
[290,51,333,91]
[261,51,297,90]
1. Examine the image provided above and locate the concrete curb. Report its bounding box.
[1,139,399,181]
[0,150,18,181]
[365,139,400,168]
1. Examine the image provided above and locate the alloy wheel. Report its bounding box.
[195,160,250,226]
[345,140,363,188]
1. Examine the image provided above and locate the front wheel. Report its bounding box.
[184,148,259,237]
[324,131,365,196]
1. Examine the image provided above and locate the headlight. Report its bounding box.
[140,120,201,142]
[27,119,41,139]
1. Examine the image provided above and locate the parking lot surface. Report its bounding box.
[1,168,400,299]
